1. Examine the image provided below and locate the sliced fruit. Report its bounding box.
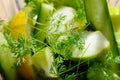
[9,4,35,39]
[17,54,36,80]
[72,31,110,58]
[32,47,57,78]
[9,9,27,39]
[7,7,36,80]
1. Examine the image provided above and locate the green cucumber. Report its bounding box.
[34,3,54,47]
[0,32,18,80]
[87,63,120,80]
[84,0,119,56]
[72,31,109,59]
[48,6,85,34]
[32,47,57,78]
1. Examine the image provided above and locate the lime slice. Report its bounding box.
[32,47,57,78]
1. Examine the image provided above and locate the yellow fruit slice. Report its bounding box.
[17,55,35,80]
[9,8,35,79]
[10,9,27,39]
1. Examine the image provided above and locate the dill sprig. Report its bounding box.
[4,33,31,66]
[46,7,87,79]
[47,29,86,59]
[50,55,77,80]
[50,55,89,80]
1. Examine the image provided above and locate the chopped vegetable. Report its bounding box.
[3,3,36,79]
[0,32,18,80]
[72,31,110,58]
[32,47,57,78]
[33,3,54,47]
[1,0,120,80]
[84,0,119,56]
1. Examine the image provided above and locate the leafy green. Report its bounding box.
[4,33,31,66]
[47,29,86,59]
[50,55,88,80]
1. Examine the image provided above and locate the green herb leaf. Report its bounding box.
[4,33,31,66]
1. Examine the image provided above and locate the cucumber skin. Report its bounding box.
[33,3,54,47]
[0,33,18,80]
[84,0,119,56]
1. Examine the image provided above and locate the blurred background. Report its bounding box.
[108,0,120,7]
[0,0,120,22]
[0,0,25,22]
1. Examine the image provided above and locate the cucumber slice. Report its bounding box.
[84,0,119,56]
[48,6,76,33]
[34,3,54,47]
[72,31,110,58]
[48,6,84,34]
[32,47,57,78]
[0,32,18,80]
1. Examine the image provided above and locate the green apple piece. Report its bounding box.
[32,47,57,78]
[72,31,110,58]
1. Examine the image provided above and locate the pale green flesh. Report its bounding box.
[72,31,109,58]
[32,47,57,77]
[48,6,110,59]
[0,32,17,80]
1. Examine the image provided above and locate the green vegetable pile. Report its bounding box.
[0,0,120,80]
